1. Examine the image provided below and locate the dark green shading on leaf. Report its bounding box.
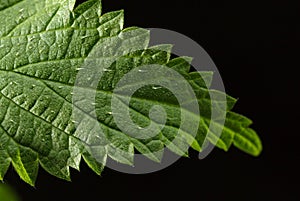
[0,0,262,185]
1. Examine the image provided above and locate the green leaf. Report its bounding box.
[189,71,213,89]
[189,70,262,153]
[228,112,262,156]
[0,0,262,185]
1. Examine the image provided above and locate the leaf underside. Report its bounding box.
[0,0,262,186]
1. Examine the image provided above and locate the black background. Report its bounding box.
[3,0,299,200]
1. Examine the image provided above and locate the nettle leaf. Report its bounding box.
[0,0,262,185]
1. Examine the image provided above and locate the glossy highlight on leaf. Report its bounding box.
[0,0,262,185]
